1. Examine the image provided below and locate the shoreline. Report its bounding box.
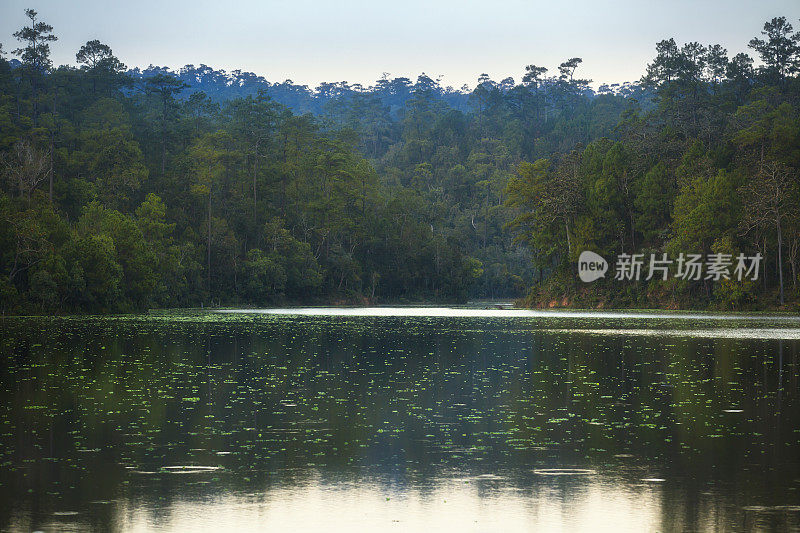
[2,303,799,319]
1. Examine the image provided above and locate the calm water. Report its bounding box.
[1,308,800,532]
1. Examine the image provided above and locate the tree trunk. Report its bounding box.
[253,141,259,226]
[32,75,38,128]
[207,191,212,294]
[483,183,489,249]
[565,219,572,257]
[777,217,784,305]
[48,142,53,202]
[253,160,258,223]
[49,91,56,203]
[763,235,768,292]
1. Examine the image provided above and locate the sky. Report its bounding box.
[1,0,800,90]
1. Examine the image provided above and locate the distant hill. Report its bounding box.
[125,64,473,115]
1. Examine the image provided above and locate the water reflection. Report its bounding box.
[1,310,799,532]
[115,475,666,533]
[221,306,800,321]
[548,328,800,339]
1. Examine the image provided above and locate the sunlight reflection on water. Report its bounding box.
[114,476,664,533]
[219,306,800,321]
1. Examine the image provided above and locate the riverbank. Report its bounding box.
[519,278,800,312]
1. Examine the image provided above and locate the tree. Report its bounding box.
[225,92,279,224]
[732,92,798,171]
[705,44,728,89]
[3,139,50,202]
[644,39,681,86]
[748,16,800,81]
[144,74,189,175]
[12,9,57,126]
[505,157,582,263]
[75,98,148,208]
[78,201,157,308]
[70,233,122,311]
[726,53,754,99]
[634,163,673,242]
[670,170,740,254]
[558,58,583,81]
[0,195,53,285]
[667,169,741,300]
[739,162,800,305]
[76,39,126,95]
[522,65,548,86]
[77,40,117,69]
[242,218,323,301]
[189,131,238,295]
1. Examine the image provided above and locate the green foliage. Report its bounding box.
[241,218,323,301]
[71,234,122,310]
[634,163,672,242]
[669,170,741,254]
[1,9,800,312]
[505,20,800,309]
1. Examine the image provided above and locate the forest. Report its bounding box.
[0,8,799,312]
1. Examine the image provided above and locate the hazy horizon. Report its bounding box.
[2,0,800,89]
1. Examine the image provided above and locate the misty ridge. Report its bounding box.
[4,56,644,114]
[1,9,800,314]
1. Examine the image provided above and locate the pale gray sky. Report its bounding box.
[1,0,799,89]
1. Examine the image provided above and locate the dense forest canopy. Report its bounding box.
[1,8,799,312]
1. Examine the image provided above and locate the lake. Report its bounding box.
[1,308,800,532]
